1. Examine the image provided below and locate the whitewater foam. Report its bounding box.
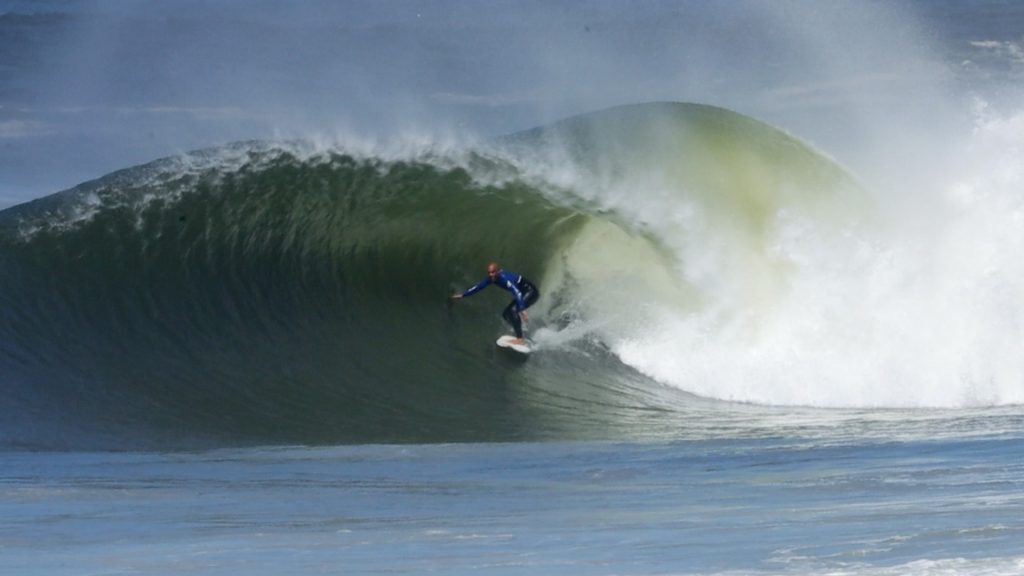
[605,106,1024,409]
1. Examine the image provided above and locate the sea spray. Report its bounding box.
[605,105,1024,408]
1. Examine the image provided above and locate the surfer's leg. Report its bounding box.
[502,300,523,338]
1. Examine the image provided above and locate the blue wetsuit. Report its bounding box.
[461,271,539,338]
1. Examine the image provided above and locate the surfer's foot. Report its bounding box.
[512,337,525,345]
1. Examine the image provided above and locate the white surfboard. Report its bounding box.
[496,335,532,354]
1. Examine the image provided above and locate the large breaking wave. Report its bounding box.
[1,102,1020,450]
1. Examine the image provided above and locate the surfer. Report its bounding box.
[451,262,539,344]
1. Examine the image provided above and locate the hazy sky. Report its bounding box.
[1,1,1020,208]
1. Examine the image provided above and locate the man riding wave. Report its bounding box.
[451,262,539,345]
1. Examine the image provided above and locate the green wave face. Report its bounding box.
[0,103,865,449]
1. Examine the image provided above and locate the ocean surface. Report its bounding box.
[4,433,1023,575]
[3,2,1024,575]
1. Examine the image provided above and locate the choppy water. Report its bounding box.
[4,432,1024,575]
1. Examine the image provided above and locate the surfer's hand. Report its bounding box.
[520,310,528,322]
[450,294,463,300]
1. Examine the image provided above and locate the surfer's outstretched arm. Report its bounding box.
[451,277,490,300]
